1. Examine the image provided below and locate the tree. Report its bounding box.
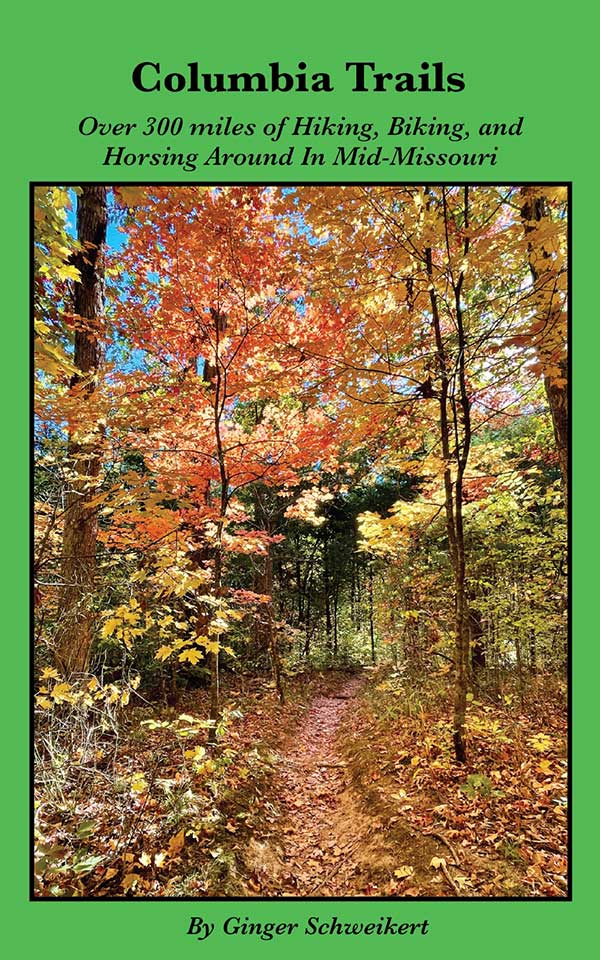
[54,186,108,675]
[519,187,568,510]
[33,183,568,761]
[104,186,338,734]
[291,185,562,761]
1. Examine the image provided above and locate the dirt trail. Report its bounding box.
[246,673,395,896]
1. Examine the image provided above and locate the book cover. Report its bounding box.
[5,1,590,957]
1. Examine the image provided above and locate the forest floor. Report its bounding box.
[240,667,568,898]
[244,672,446,896]
[34,666,568,899]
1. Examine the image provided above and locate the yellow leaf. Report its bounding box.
[36,696,53,709]
[102,618,121,639]
[56,263,81,282]
[139,852,151,867]
[130,772,148,794]
[154,852,167,868]
[174,638,192,650]
[106,685,121,705]
[155,645,173,661]
[51,682,76,704]
[178,648,203,665]
[41,667,60,681]
[430,857,446,870]
[529,733,552,752]
[394,865,414,879]
[202,640,220,655]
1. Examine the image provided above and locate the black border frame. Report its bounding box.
[30,180,572,903]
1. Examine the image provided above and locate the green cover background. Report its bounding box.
[4,1,591,955]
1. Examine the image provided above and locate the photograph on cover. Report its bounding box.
[33,184,568,899]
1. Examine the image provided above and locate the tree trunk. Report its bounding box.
[253,493,285,702]
[368,564,376,664]
[333,585,339,658]
[544,361,568,510]
[295,543,304,625]
[252,491,271,663]
[470,607,486,674]
[208,650,220,744]
[323,529,332,650]
[355,561,362,627]
[427,186,472,764]
[206,308,231,746]
[520,189,568,512]
[55,186,107,676]
[206,541,222,746]
[350,553,356,625]
[304,584,312,657]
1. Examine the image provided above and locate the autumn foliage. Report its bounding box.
[33,185,568,898]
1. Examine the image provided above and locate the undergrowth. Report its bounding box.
[337,665,568,897]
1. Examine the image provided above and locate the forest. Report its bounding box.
[33,183,568,899]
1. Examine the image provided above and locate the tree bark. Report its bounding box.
[206,307,229,746]
[55,186,107,676]
[368,564,376,664]
[323,528,332,650]
[520,189,568,512]
[426,186,472,763]
[543,361,568,511]
[470,608,486,674]
[253,489,285,702]
[333,584,339,658]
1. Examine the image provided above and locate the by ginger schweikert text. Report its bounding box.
[77,112,524,171]
[186,916,431,941]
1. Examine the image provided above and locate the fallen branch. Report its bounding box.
[424,830,461,866]
[440,859,461,896]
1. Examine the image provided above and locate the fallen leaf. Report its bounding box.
[168,829,186,857]
[122,872,138,892]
